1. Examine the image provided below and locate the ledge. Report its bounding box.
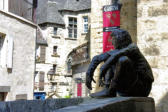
[81,33,88,35]
[51,54,60,57]
[52,35,61,39]
[0,97,155,112]
[65,38,77,40]
[0,86,10,92]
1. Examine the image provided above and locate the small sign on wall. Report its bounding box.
[103,4,121,53]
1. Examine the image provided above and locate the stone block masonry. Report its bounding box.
[137,1,168,112]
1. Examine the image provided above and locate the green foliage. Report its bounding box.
[64,95,71,98]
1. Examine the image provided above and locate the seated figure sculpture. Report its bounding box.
[86,28,154,98]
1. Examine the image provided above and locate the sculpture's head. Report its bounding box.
[111,29,132,49]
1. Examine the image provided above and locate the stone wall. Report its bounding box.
[0,10,36,101]
[137,1,168,112]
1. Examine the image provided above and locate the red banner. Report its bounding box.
[103,32,114,52]
[77,83,82,97]
[103,4,121,53]
[103,10,120,27]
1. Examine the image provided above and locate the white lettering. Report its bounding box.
[104,5,119,12]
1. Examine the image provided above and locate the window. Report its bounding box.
[0,93,5,101]
[83,16,88,33]
[53,64,56,74]
[53,27,57,35]
[53,46,57,54]
[68,17,77,38]
[39,71,45,91]
[67,59,72,73]
[40,46,46,63]
[0,36,4,65]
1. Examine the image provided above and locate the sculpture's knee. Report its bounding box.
[118,56,131,65]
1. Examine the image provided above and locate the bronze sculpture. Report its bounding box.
[86,28,154,98]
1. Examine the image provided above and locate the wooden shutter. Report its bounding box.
[40,46,46,63]
[7,36,13,69]
[39,71,44,91]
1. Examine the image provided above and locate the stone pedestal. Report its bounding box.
[0,97,155,112]
[56,97,155,112]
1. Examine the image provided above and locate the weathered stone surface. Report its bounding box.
[148,6,168,17]
[0,98,84,112]
[0,10,36,101]
[0,97,155,112]
[137,1,168,112]
[55,97,155,112]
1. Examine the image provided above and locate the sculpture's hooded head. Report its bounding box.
[111,29,132,49]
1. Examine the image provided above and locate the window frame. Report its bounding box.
[83,16,88,33]
[53,27,58,35]
[53,64,56,74]
[53,46,57,54]
[68,17,77,38]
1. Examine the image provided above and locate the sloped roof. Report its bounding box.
[36,0,66,25]
[47,2,65,25]
[37,0,91,25]
[61,0,91,11]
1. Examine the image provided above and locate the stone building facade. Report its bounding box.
[0,10,36,101]
[90,0,168,112]
[67,42,90,97]
[34,0,91,98]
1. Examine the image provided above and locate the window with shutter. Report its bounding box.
[0,35,4,66]
[40,46,46,63]
[39,71,45,91]
[7,36,13,69]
